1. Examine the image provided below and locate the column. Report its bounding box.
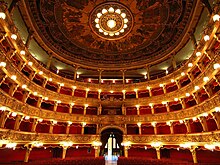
[196,62,205,72]
[184,120,191,133]
[36,97,43,107]
[166,103,170,112]
[29,71,36,80]
[190,147,198,164]
[49,122,53,134]
[138,124,142,135]
[84,105,88,115]
[122,104,126,115]
[214,76,220,86]
[169,122,174,134]
[155,147,161,160]
[203,85,213,97]
[22,91,30,103]
[212,112,220,129]
[53,102,58,112]
[24,145,32,163]
[98,90,101,100]
[14,115,22,131]
[146,65,150,80]
[187,72,194,82]
[98,69,103,84]
[8,84,18,96]
[153,124,157,135]
[0,32,7,43]
[162,85,167,94]
[66,124,70,134]
[62,146,68,159]
[46,53,53,69]
[25,30,34,48]
[85,89,89,98]
[148,88,152,97]
[81,124,85,135]
[57,85,61,93]
[171,54,177,70]
[206,49,215,60]
[9,50,17,59]
[0,111,9,128]
[192,92,201,104]
[74,66,79,81]
[180,98,186,109]
[150,105,155,114]
[124,146,129,158]
[121,70,126,84]
[18,62,26,71]
[96,124,99,134]
[42,78,48,88]
[136,105,140,115]
[69,104,73,114]
[31,119,38,132]
[175,80,181,89]
[98,104,102,115]
[124,124,127,134]
[122,90,126,100]
[0,74,7,86]
[134,89,138,98]
[71,87,76,96]
[199,117,208,132]
[94,146,100,158]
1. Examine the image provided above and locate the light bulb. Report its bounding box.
[213,14,220,22]
[204,35,210,41]
[108,7,114,13]
[115,9,121,14]
[0,12,6,19]
[102,9,107,14]
[121,13,126,18]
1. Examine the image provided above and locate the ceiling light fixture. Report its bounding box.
[0,12,6,19]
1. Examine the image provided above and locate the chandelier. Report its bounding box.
[90,2,133,40]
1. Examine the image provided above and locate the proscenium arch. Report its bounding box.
[98,125,126,135]
[100,127,124,156]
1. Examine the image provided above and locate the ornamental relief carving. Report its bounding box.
[23,0,194,68]
[1,52,219,107]
[1,128,219,144]
[0,129,100,143]
[0,89,219,123]
[123,132,220,144]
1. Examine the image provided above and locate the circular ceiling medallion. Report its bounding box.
[89,2,133,40]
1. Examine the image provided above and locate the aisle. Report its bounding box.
[105,159,117,165]
[105,155,117,165]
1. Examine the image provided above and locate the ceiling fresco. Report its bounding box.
[25,0,195,68]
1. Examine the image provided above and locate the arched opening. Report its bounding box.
[100,128,124,158]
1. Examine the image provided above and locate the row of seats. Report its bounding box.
[117,157,191,165]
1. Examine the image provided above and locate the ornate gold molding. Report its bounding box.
[1,128,219,145]
[123,131,220,145]
[0,128,100,144]
[0,52,219,107]
[0,88,219,123]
